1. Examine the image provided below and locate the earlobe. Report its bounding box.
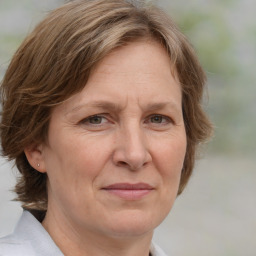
[24,144,46,173]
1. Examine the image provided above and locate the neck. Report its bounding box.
[42,210,154,256]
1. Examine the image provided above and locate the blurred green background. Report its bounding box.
[0,0,255,255]
[167,0,256,156]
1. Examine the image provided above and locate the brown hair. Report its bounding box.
[0,0,212,210]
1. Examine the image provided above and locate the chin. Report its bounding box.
[104,209,167,238]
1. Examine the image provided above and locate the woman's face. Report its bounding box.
[37,41,186,239]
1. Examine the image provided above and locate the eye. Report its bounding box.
[80,115,108,125]
[88,115,105,124]
[148,114,172,124]
[150,115,164,123]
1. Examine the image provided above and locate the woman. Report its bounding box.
[0,0,212,255]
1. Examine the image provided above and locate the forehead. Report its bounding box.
[86,41,179,93]
[55,40,182,115]
[92,39,176,78]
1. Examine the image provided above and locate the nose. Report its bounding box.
[112,123,152,171]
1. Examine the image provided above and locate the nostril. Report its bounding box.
[117,161,128,167]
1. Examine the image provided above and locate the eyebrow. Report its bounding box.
[69,101,123,114]
[143,102,181,113]
[68,100,181,114]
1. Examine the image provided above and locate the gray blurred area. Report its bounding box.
[0,0,255,255]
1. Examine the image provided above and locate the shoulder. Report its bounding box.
[0,210,63,256]
[151,242,169,256]
[0,211,36,256]
[0,235,34,256]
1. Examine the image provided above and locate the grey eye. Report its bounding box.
[88,116,103,124]
[150,115,163,123]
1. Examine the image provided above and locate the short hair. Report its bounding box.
[0,0,212,211]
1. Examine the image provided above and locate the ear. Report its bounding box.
[24,144,46,173]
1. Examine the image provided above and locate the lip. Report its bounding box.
[102,183,154,200]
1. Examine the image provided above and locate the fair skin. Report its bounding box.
[25,40,187,256]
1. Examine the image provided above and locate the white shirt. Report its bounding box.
[0,211,168,256]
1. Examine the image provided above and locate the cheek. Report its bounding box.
[47,137,113,201]
[155,134,186,171]
[153,133,187,192]
[148,135,187,224]
[44,141,105,209]
[71,136,113,176]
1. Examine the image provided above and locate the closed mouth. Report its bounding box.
[102,183,154,200]
[103,182,154,190]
